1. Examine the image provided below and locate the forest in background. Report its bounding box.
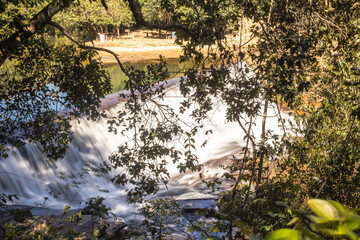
[0,0,360,239]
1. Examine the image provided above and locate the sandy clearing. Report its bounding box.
[98,47,183,64]
[91,26,254,64]
[90,29,184,64]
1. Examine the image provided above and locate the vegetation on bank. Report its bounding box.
[0,0,360,239]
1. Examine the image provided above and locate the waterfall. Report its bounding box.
[0,63,290,219]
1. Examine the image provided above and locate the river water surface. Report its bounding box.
[106,58,191,93]
[0,62,290,228]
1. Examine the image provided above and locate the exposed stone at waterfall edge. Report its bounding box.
[0,207,127,239]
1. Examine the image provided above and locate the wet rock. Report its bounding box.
[68,215,127,239]
[0,207,127,239]
[9,208,32,222]
[105,219,128,240]
[177,198,218,216]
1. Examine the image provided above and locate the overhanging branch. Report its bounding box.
[50,21,138,114]
[49,21,129,76]
[0,0,72,66]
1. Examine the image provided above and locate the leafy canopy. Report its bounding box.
[0,0,111,159]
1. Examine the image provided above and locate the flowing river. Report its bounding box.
[0,62,289,223]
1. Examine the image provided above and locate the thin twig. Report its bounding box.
[232,114,254,198]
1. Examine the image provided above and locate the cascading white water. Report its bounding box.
[0,63,290,220]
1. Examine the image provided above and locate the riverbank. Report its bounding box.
[91,26,254,64]
[91,29,183,64]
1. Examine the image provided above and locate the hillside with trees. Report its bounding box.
[0,0,359,239]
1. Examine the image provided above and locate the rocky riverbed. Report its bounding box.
[0,198,229,239]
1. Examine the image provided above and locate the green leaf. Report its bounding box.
[265,229,299,240]
[308,214,334,226]
[344,229,359,240]
[344,214,360,230]
[318,228,342,237]
[275,201,289,208]
[252,198,266,203]
[308,199,338,221]
[287,217,300,226]
[261,225,271,231]
[328,200,350,216]
[64,205,71,214]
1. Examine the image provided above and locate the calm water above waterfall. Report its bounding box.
[0,63,289,221]
[106,58,191,94]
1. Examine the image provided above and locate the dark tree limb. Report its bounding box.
[0,0,72,66]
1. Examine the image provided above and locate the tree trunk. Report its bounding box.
[116,24,120,38]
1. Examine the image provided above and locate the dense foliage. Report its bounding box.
[53,0,133,39]
[266,199,360,240]
[0,1,111,159]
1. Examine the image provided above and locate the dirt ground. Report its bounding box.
[92,24,254,64]
[92,29,183,64]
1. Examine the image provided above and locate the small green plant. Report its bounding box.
[1,202,84,239]
[82,196,111,220]
[266,199,360,240]
[82,196,113,239]
[130,198,182,239]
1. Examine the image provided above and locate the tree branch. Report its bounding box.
[0,0,72,66]
[126,0,190,33]
[49,21,129,76]
[257,99,268,184]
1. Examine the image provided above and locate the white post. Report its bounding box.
[99,33,106,43]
